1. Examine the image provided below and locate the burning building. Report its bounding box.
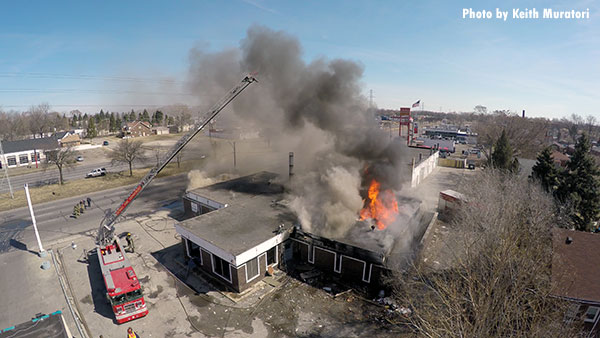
[176,169,432,292]
[176,26,436,292]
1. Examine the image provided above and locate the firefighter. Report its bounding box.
[126,233,135,253]
[126,327,140,338]
[79,201,85,214]
[72,205,79,218]
[87,197,92,208]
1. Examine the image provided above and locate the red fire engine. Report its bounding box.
[98,238,148,323]
[93,75,256,324]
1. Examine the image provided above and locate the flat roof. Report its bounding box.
[0,311,69,338]
[178,172,296,256]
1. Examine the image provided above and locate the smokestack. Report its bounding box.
[289,152,294,180]
[522,110,525,118]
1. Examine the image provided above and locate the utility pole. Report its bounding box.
[0,139,14,199]
[24,184,46,256]
[369,89,374,109]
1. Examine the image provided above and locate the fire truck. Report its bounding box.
[98,238,147,323]
[94,75,256,323]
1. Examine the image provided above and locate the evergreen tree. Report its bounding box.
[153,110,163,125]
[129,109,136,121]
[167,116,174,125]
[557,133,600,231]
[164,114,169,126]
[86,118,98,138]
[531,147,559,193]
[115,116,122,132]
[141,109,150,122]
[109,113,116,132]
[490,129,519,172]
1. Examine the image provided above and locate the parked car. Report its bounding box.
[76,156,84,162]
[85,168,107,178]
[103,140,109,146]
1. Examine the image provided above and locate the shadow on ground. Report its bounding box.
[0,218,29,253]
[85,250,118,322]
[150,243,229,295]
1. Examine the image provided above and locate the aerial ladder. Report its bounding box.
[96,75,257,246]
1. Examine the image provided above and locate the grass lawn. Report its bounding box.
[0,159,203,212]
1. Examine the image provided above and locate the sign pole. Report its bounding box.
[24,183,45,256]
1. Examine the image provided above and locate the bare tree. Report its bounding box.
[28,103,51,138]
[151,147,163,167]
[473,105,487,114]
[585,115,598,138]
[475,114,549,159]
[175,111,192,128]
[392,170,582,337]
[109,139,147,176]
[175,152,184,169]
[44,147,78,185]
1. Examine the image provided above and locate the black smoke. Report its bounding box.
[187,25,409,237]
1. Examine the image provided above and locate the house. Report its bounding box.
[551,150,570,168]
[122,121,152,138]
[0,137,59,168]
[552,228,600,331]
[54,131,81,148]
[152,126,169,135]
[176,172,295,293]
[168,124,193,134]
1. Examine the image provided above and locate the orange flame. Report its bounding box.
[359,179,399,230]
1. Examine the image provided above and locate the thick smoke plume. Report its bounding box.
[187,25,409,239]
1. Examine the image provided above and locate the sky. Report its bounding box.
[0,0,598,120]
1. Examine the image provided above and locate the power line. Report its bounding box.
[0,88,196,95]
[0,72,186,85]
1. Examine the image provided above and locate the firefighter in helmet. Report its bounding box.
[126,233,135,253]
[127,327,140,338]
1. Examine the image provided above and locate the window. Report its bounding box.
[245,257,259,282]
[585,306,599,323]
[266,247,277,266]
[186,239,202,264]
[30,152,40,162]
[7,156,16,166]
[19,154,29,164]
[212,255,231,282]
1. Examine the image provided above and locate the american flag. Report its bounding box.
[412,100,420,108]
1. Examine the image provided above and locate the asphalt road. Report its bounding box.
[0,140,214,194]
[0,174,188,254]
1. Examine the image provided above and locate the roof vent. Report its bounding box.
[566,237,573,244]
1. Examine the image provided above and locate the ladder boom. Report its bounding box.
[96,75,256,245]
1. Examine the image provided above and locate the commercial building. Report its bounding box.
[176,172,295,293]
[0,137,59,168]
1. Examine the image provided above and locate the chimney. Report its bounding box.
[289,152,294,180]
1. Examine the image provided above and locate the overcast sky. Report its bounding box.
[0,0,598,119]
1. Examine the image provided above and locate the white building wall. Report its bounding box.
[0,150,45,168]
[411,150,439,188]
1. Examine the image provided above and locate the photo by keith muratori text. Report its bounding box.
[462,8,590,20]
